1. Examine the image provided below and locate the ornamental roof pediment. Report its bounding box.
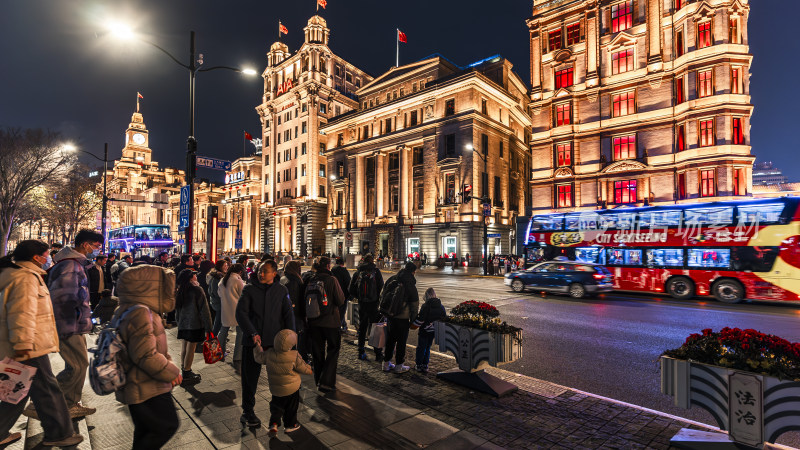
[693,2,715,19]
[554,88,572,98]
[728,0,748,15]
[602,160,647,174]
[606,32,637,52]
[553,48,573,62]
[554,167,574,178]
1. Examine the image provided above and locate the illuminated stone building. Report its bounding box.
[165,181,224,254]
[526,0,753,213]
[220,155,262,253]
[105,107,184,230]
[321,55,531,262]
[256,16,372,256]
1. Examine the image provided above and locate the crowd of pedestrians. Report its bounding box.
[0,230,450,448]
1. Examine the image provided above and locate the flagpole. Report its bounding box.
[242,131,245,157]
[396,29,399,67]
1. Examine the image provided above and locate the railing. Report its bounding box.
[274,197,296,207]
[437,195,461,207]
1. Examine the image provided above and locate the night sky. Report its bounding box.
[1,1,795,183]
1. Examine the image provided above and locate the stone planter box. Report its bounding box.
[661,356,800,447]
[345,301,360,331]
[434,321,522,397]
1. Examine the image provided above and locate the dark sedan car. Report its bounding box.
[504,260,613,298]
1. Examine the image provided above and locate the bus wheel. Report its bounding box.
[511,278,525,293]
[713,279,744,304]
[666,277,694,300]
[569,283,586,299]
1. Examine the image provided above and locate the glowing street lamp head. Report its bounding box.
[107,22,134,40]
[330,175,336,181]
[62,143,77,152]
[241,68,257,76]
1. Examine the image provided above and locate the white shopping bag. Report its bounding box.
[368,321,387,349]
[0,357,37,404]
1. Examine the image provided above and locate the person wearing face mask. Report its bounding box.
[0,240,84,447]
[44,229,104,419]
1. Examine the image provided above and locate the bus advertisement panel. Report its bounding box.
[522,198,800,303]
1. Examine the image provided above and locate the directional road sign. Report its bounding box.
[179,185,190,232]
[196,156,232,171]
[235,238,243,249]
[487,233,501,238]
[217,221,229,229]
[483,202,491,217]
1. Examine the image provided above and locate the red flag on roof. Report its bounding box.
[398,29,407,43]
[279,22,288,35]
[244,131,254,141]
[317,0,327,9]
[137,92,143,99]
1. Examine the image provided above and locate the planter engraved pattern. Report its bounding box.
[661,356,800,444]
[435,322,522,373]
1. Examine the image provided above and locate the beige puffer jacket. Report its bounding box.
[113,265,181,405]
[254,329,312,397]
[0,261,59,360]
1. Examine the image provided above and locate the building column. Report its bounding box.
[529,27,543,100]
[647,0,663,71]
[355,155,365,222]
[400,147,409,219]
[376,153,385,217]
[586,8,599,86]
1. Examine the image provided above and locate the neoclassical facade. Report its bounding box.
[321,55,531,262]
[255,16,372,257]
[105,108,184,230]
[220,156,262,253]
[527,0,753,212]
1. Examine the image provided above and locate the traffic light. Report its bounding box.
[462,184,472,203]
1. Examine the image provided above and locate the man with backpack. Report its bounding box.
[379,262,419,373]
[111,254,132,286]
[348,254,384,361]
[305,256,345,392]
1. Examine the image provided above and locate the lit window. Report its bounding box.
[732,117,744,145]
[611,1,633,33]
[700,169,715,197]
[677,124,686,151]
[556,143,572,166]
[731,67,741,94]
[676,31,685,57]
[729,17,739,44]
[699,119,715,147]
[613,135,636,160]
[549,28,562,51]
[555,68,574,89]
[733,168,745,196]
[698,69,713,98]
[555,103,572,126]
[678,172,687,199]
[611,49,634,74]
[612,91,635,117]
[557,184,573,208]
[698,22,712,49]
[675,0,684,10]
[445,99,455,116]
[614,180,637,204]
[676,77,685,104]
[566,23,581,45]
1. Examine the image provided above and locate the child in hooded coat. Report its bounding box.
[253,329,312,434]
[412,288,447,373]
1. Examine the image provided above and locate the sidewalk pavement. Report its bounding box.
[374,264,505,278]
[5,327,783,449]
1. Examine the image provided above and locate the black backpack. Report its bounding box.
[378,275,406,318]
[356,269,379,303]
[304,276,330,320]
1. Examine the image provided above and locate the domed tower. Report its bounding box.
[267,41,290,67]
[304,15,329,45]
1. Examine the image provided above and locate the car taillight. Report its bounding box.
[593,274,604,280]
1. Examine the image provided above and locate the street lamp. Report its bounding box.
[108,26,257,254]
[467,143,490,276]
[71,144,109,254]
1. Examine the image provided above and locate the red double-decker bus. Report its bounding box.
[521,198,800,303]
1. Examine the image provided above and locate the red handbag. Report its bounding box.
[202,332,223,364]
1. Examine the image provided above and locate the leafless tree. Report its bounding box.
[0,127,71,256]
[40,164,102,245]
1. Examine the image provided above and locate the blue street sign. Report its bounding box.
[178,239,185,245]
[236,229,242,239]
[179,185,190,231]
[217,221,229,229]
[483,203,491,217]
[487,233,501,238]
[235,238,243,249]
[196,156,232,171]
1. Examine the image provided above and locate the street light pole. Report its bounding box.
[482,154,489,276]
[185,31,197,255]
[101,143,108,253]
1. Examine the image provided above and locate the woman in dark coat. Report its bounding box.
[175,269,212,383]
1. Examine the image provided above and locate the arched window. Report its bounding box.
[319,56,327,74]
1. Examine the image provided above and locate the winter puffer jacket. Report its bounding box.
[412,297,447,332]
[392,269,420,323]
[176,285,212,333]
[206,269,224,311]
[113,265,181,405]
[47,247,92,337]
[306,268,345,329]
[0,261,59,360]
[253,329,312,397]
[220,273,244,328]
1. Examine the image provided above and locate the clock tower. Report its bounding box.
[122,110,153,165]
